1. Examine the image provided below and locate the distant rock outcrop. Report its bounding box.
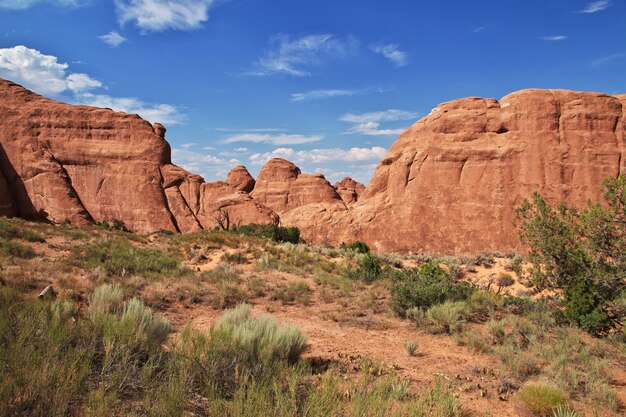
[251,158,345,214]
[226,165,256,193]
[2,78,624,254]
[334,177,365,206]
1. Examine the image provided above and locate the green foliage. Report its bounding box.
[0,240,36,258]
[212,303,307,363]
[405,340,418,356]
[348,253,383,283]
[71,237,182,277]
[551,406,581,417]
[390,261,475,315]
[0,218,46,242]
[96,218,129,231]
[234,223,300,243]
[425,301,467,334]
[518,383,568,416]
[516,177,626,335]
[340,240,370,253]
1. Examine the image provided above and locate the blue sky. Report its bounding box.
[1,0,625,184]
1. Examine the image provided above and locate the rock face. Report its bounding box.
[329,90,626,253]
[226,165,256,193]
[0,78,277,232]
[251,158,345,214]
[334,177,366,206]
[2,78,624,254]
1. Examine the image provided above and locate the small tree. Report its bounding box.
[515,177,626,335]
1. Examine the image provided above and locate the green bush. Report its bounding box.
[71,237,182,277]
[234,224,300,243]
[516,177,626,335]
[390,262,475,315]
[348,253,382,283]
[518,383,568,416]
[340,241,370,253]
[425,301,467,334]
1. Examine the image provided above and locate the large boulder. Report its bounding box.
[334,177,366,206]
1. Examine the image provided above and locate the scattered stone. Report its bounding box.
[38,285,57,300]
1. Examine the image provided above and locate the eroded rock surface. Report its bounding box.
[2,79,624,254]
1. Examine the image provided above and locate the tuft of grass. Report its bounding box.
[518,383,568,416]
[405,340,418,356]
[273,281,312,305]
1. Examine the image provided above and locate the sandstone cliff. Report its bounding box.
[0,78,277,233]
[2,78,624,254]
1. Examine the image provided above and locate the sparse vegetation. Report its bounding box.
[234,223,300,243]
[405,339,418,356]
[518,383,568,416]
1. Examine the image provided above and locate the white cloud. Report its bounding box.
[370,43,408,68]
[0,45,185,125]
[223,133,323,145]
[234,147,249,152]
[0,45,101,95]
[172,147,240,180]
[473,26,486,33]
[542,35,568,41]
[66,73,102,91]
[291,89,356,102]
[249,34,357,77]
[576,0,610,13]
[77,93,185,124]
[114,0,215,32]
[591,52,626,66]
[0,0,85,9]
[341,109,419,136]
[249,146,387,166]
[99,31,128,47]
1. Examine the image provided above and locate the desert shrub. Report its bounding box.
[222,251,247,264]
[0,218,46,242]
[347,253,382,283]
[504,296,542,315]
[425,301,467,334]
[458,330,489,353]
[89,283,124,315]
[212,282,248,309]
[212,304,307,363]
[405,340,418,356]
[518,383,568,416]
[390,262,474,315]
[71,237,182,277]
[0,240,36,258]
[247,277,268,297]
[506,255,524,276]
[340,241,370,253]
[495,344,540,379]
[498,272,515,288]
[96,218,129,231]
[516,177,626,335]
[486,320,506,345]
[466,291,503,321]
[234,224,300,244]
[273,281,311,305]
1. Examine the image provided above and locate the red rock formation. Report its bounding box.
[2,78,624,255]
[324,90,625,254]
[251,158,345,214]
[334,177,365,206]
[0,78,277,233]
[226,165,256,193]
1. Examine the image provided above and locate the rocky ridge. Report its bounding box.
[1,78,624,254]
